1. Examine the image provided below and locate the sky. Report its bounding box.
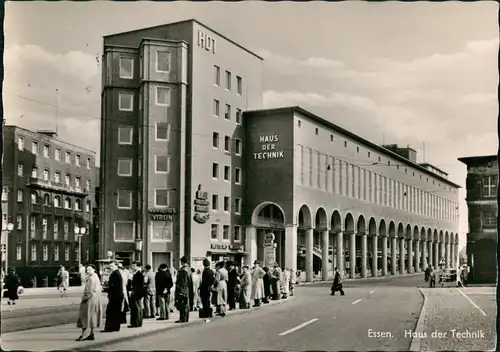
[4,1,499,249]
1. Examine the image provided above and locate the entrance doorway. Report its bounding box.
[152,252,171,270]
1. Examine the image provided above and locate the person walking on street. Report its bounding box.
[289,269,295,296]
[227,262,239,311]
[239,265,252,309]
[429,266,437,288]
[199,259,215,322]
[175,256,192,323]
[5,268,20,305]
[102,261,123,332]
[155,263,173,320]
[143,264,156,319]
[214,262,228,317]
[281,267,290,299]
[58,266,69,298]
[76,264,102,341]
[250,261,265,307]
[128,261,145,328]
[330,267,345,296]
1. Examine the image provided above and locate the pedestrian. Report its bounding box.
[5,268,20,305]
[262,267,271,304]
[296,270,301,285]
[239,265,252,309]
[175,256,192,323]
[424,266,431,282]
[102,260,123,332]
[169,262,177,313]
[79,264,86,286]
[460,265,468,287]
[199,259,215,322]
[58,266,69,298]
[143,264,156,319]
[250,261,265,307]
[330,267,345,296]
[214,262,228,317]
[155,263,173,320]
[191,268,202,311]
[289,269,295,296]
[227,261,239,311]
[76,264,102,341]
[429,266,436,288]
[189,268,196,312]
[117,263,130,324]
[281,267,290,299]
[128,261,145,328]
[270,263,282,300]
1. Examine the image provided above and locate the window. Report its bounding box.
[75,199,82,211]
[86,158,91,169]
[18,137,24,151]
[223,225,230,240]
[156,87,171,106]
[31,244,37,261]
[119,93,133,111]
[114,221,135,242]
[43,194,50,205]
[64,220,69,240]
[32,141,38,154]
[2,213,7,225]
[119,57,134,79]
[155,122,170,141]
[54,246,59,261]
[212,163,219,179]
[483,213,497,226]
[483,175,497,197]
[344,141,347,148]
[1,187,7,201]
[55,149,61,161]
[65,174,70,186]
[235,139,242,155]
[17,163,23,176]
[30,216,36,238]
[213,100,220,116]
[236,108,242,124]
[298,120,301,127]
[156,51,171,72]
[224,166,230,181]
[378,156,381,162]
[42,218,48,239]
[117,190,132,209]
[54,172,60,183]
[118,159,133,176]
[16,214,22,229]
[368,152,371,158]
[234,225,241,242]
[32,167,38,178]
[65,151,71,164]
[151,221,173,242]
[16,245,22,260]
[155,155,170,173]
[214,65,220,86]
[17,190,23,202]
[330,134,334,142]
[53,220,59,239]
[225,104,231,120]
[223,196,230,212]
[86,200,91,212]
[118,126,133,145]
[43,169,49,181]
[212,132,219,148]
[31,192,38,204]
[212,194,218,211]
[315,128,319,135]
[225,71,231,90]
[236,76,242,95]
[64,197,71,209]
[234,197,242,214]
[224,136,230,152]
[357,147,360,153]
[155,189,170,207]
[76,155,81,167]
[235,168,242,184]
[43,145,50,158]
[211,224,219,240]
[65,245,70,260]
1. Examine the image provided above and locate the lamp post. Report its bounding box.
[2,222,14,274]
[74,226,87,268]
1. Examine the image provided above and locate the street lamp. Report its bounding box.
[2,222,14,274]
[74,226,87,267]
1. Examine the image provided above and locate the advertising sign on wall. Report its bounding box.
[193,184,210,224]
[254,135,285,160]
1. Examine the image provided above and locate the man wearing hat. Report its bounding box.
[227,261,239,311]
[174,256,192,323]
[250,260,266,307]
[199,258,215,322]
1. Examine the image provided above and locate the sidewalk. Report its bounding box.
[1,298,293,351]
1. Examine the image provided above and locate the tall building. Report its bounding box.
[100,19,263,268]
[2,126,97,286]
[458,154,497,284]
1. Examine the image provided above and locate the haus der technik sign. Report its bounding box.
[253,134,285,160]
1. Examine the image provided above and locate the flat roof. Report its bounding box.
[458,155,498,165]
[419,163,449,176]
[244,106,461,189]
[103,18,263,61]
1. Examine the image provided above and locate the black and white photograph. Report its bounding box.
[1,1,498,351]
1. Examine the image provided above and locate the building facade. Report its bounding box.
[2,126,97,286]
[458,155,497,284]
[100,19,263,269]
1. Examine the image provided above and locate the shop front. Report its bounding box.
[207,243,247,269]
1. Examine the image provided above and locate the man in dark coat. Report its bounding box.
[175,256,192,323]
[128,261,145,328]
[262,267,271,304]
[227,261,239,310]
[330,267,345,296]
[199,258,215,321]
[103,261,123,332]
[5,268,20,305]
[155,263,173,320]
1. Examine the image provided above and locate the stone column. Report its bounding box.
[399,238,405,274]
[322,230,329,281]
[428,241,433,268]
[305,228,314,282]
[245,226,257,266]
[408,239,413,273]
[349,232,356,279]
[434,242,439,268]
[382,236,388,276]
[391,237,397,275]
[372,234,378,277]
[415,240,420,273]
[336,232,344,274]
[285,225,298,273]
[360,232,367,278]
[446,241,451,268]
[421,240,426,270]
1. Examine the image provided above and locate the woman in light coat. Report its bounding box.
[76,264,102,341]
[250,261,265,307]
[214,262,228,317]
[192,269,202,310]
[239,265,252,309]
[281,268,290,299]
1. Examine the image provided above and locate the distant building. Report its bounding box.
[2,126,98,286]
[458,154,498,284]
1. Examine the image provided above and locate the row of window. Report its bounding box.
[10,243,88,262]
[212,163,242,184]
[13,190,91,212]
[17,137,92,168]
[17,164,91,189]
[118,87,171,112]
[212,133,243,154]
[117,123,170,145]
[213,100,243,124]
[116,189,171,209]
[118,51,171,81]
[113,221,174,242]
[24,216,88,239]
[211,224,242,242]
[117,156,171,177]
[213,65,243,95]
[211,195,242,214]
[298,147,458,222]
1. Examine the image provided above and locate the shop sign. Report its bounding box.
[149,208,176,222]
[210,243,245,252]
[194,184,210,224]
[198,31,216,54]
[254,134,284,160]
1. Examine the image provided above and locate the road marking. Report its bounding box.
[352,299,362,304]
[278,318,319,336]
[457,288,487,316]
[369,290,374,293]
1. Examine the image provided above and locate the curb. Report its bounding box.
[73,298,294,351]
[409,288,429,352]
